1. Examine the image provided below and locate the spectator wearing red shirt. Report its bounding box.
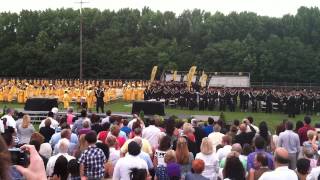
[298,116,315,146]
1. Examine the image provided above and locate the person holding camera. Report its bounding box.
[234,119,257,147]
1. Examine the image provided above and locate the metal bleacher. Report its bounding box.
[24,110,133,124]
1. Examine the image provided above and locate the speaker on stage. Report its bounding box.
[132,101,165,116]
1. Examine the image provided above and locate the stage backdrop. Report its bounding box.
[208,76,250,87]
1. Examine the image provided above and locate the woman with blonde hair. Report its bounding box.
[195,137,219,180]
[17,115,35,145]
[175,122,197,157]
[175,137,194,178]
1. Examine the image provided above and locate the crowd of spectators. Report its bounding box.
[0,107,320,180]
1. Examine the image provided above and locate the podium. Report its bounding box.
[132,101,165,116]
[24,97,58,111]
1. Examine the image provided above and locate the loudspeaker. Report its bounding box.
[132,101,165,116]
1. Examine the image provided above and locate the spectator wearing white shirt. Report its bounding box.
[39,111,59,130]
[101,110,112,125]
[195,137,219,180]
[51,107,59,121]
[0,118,4,133]
[258,147,298,180]
[113,141,149,180]
[106,135,120,167]
[142,116,161,149]
[307,165,320,180]
[154,135,171,168]
[216,135,232,161]
[208,124,224,152]
[134,137,154,171]
[46,138,75,177]
[128,114,145,129]
[1,108,16,131]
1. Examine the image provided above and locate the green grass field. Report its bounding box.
[3,100,318,133]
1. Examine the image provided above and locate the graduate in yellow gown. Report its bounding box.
[123,87,128,101]
[132,87,139,101]
[137,87,144,100]
[17,89,24,103]
[0,89,4,102]
[58,88,64,102]
[2,88,7,102]
[34,87,41,97]
[7,87,14,102]
[127,87,133,101]
[104,88,110,103]
[40,87,46,97]
[86,89,95,110]
[63,91,71,109]
[23,88,29,103]
[109,88,116,101]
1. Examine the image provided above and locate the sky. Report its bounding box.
[0,0,319,17]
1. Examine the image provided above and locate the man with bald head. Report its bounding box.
[234,120,256,147]
[258,147,298,180]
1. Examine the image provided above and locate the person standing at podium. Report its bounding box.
[95,86,105,113]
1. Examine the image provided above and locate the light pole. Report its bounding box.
[75,0,89,81]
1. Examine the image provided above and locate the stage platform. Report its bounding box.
[17,108,218,123]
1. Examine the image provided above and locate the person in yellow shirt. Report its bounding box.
[120,128,153,156]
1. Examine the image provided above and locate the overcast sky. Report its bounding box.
[0,0,319,17]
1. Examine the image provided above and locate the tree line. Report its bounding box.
[0,6,320,82]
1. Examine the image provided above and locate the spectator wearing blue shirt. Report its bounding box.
[120,119,131,137]
[203,117,214,136]
[50,123,79,148]
[247,136,274,171]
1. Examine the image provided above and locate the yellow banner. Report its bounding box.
[199,71,208,87]
[150,66,158,82]
[187,66,197,88]
[173,70,177,81]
